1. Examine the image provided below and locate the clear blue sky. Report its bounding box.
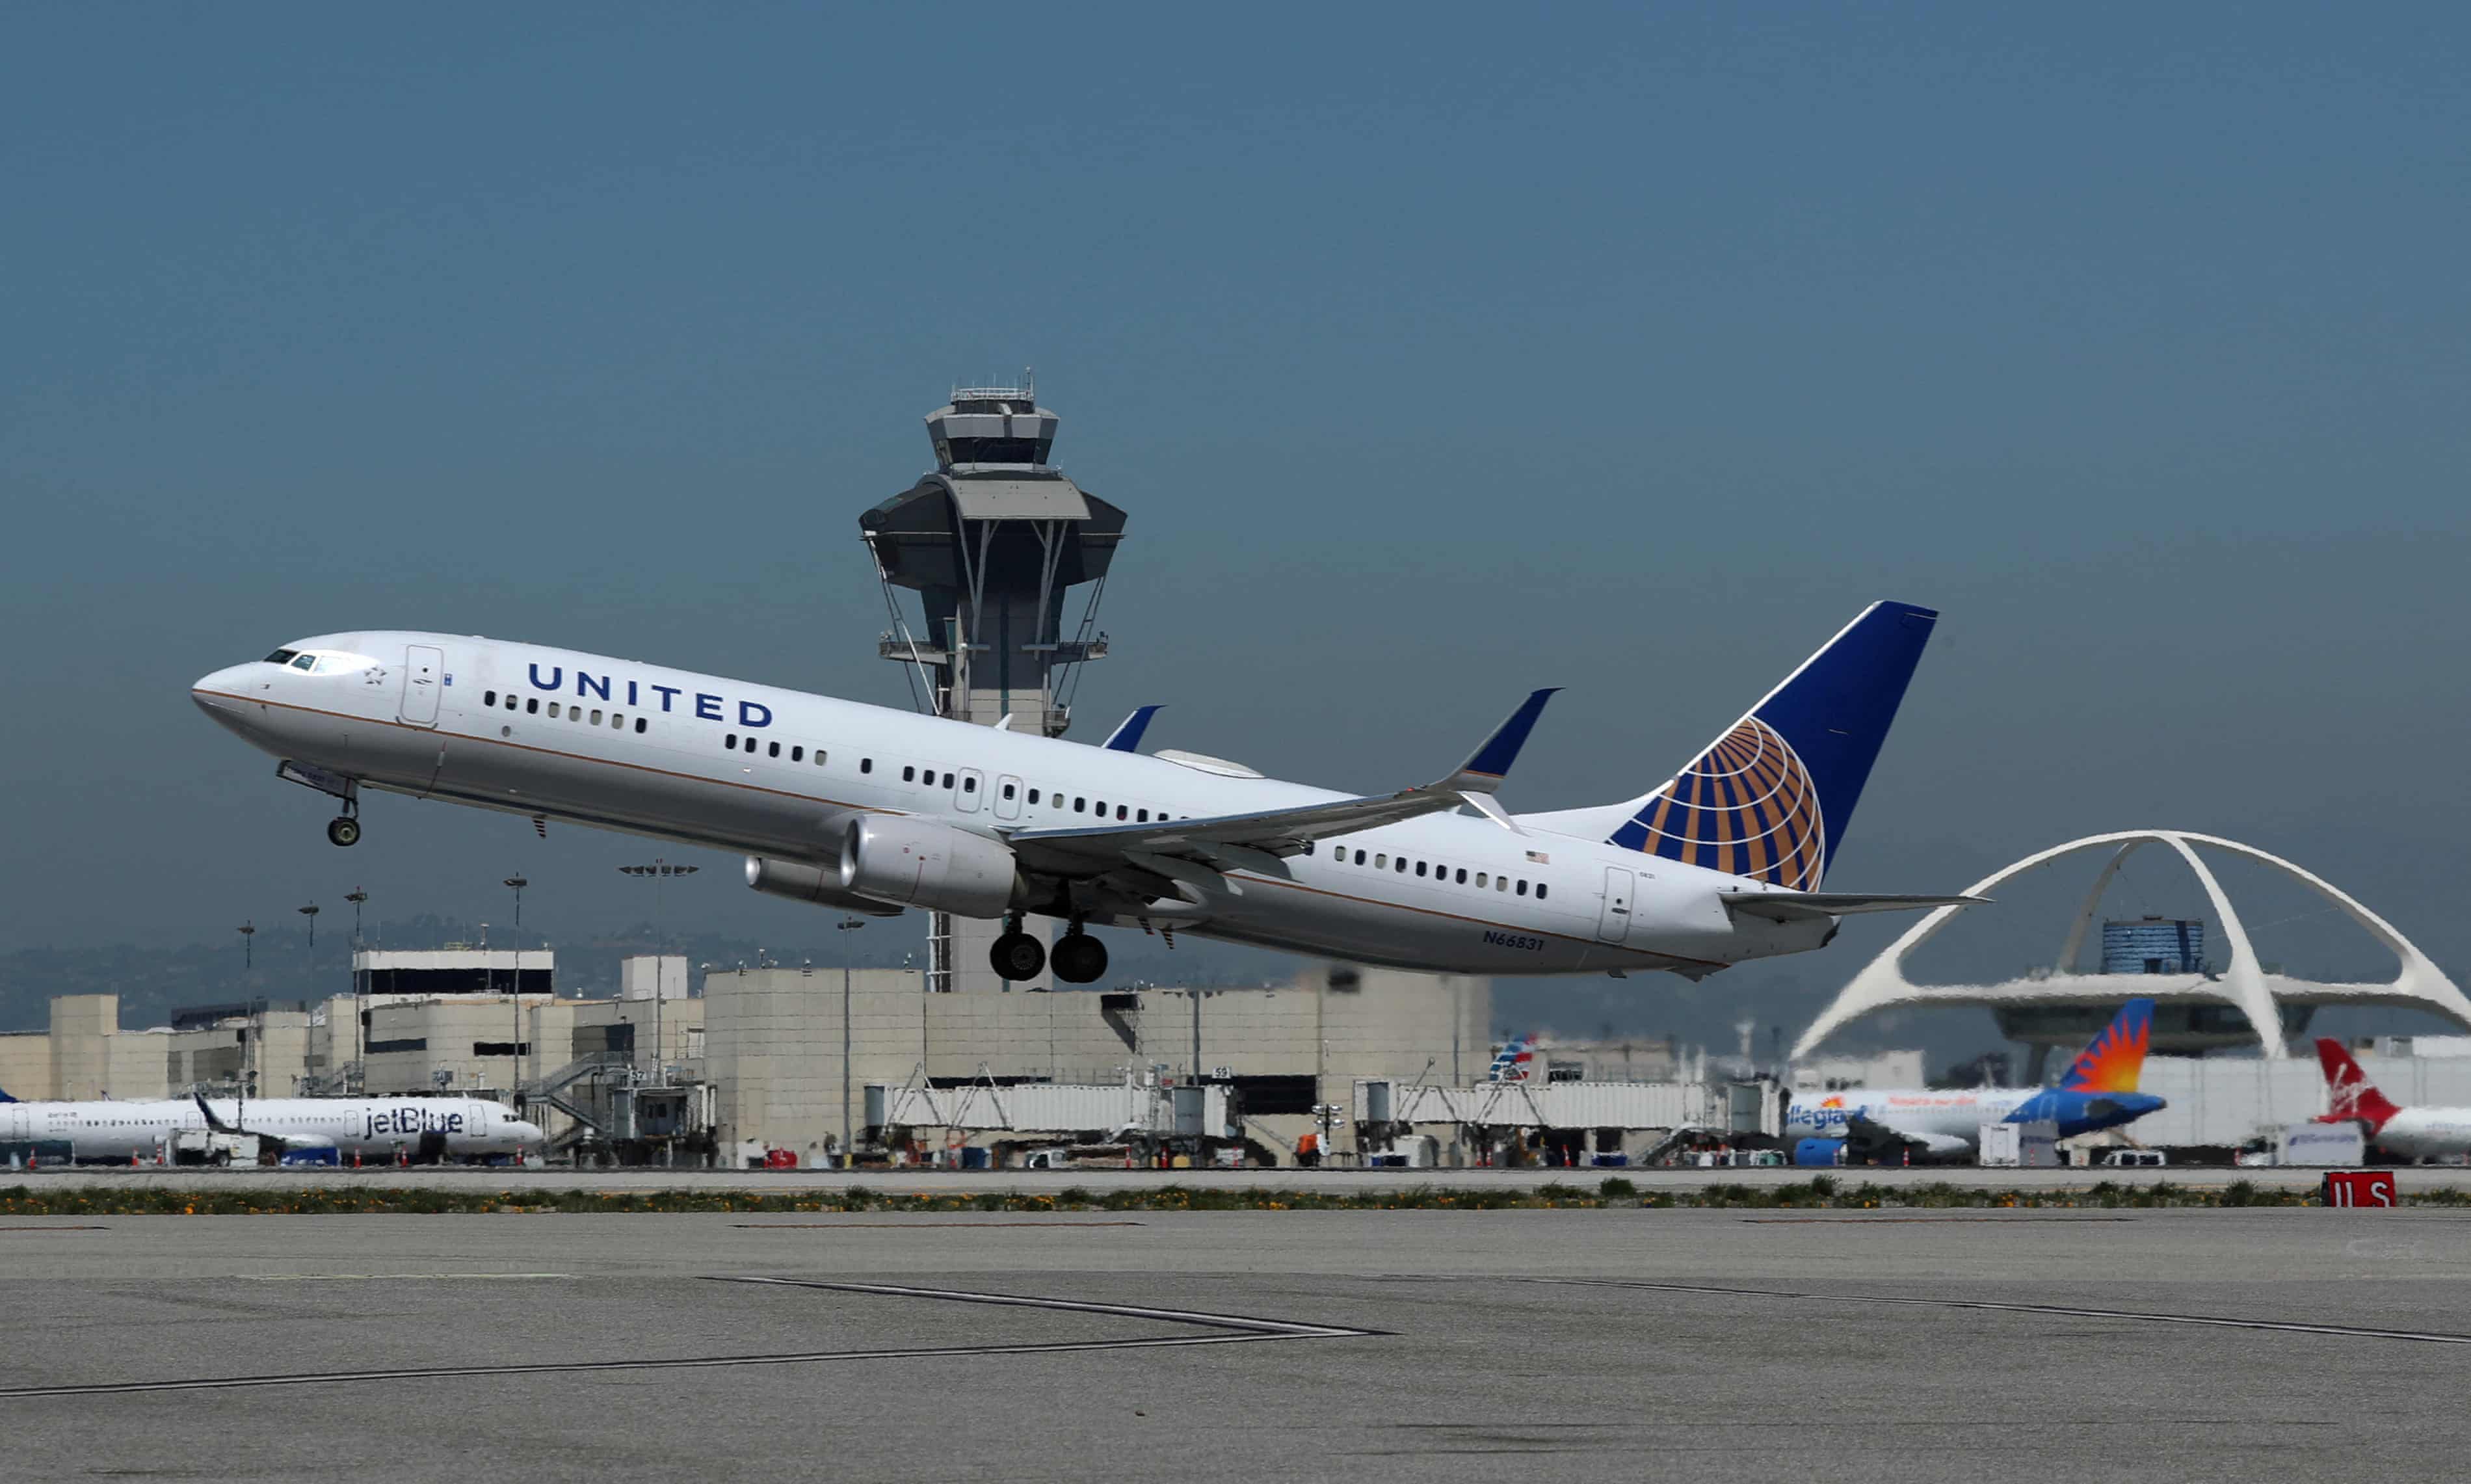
[5,7,2465,1053]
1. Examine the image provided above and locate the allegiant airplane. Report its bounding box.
[191,602,1977,986]
[1786,998,2165,1161]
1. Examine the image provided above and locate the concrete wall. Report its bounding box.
[703,964,1490,1160]
[0,1033,51,1101]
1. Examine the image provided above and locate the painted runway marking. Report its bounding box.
[1540,1277,2471,1345]
[0,1279,1379,1399]
[1738,1216,2138,1225]
[0,1226,110,1234]
[231,1264,573,1274]
[728,1221,1145,1230]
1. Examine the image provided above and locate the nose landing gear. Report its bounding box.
[326,814,361,848]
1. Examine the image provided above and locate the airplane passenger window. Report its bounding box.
[1476,873,1487,888]
[860,758,873,773]
[1027,788,1039,803]
[726,734,737,749]
[1456,868,1468,884]
[1135,808,1147,821]
[484,691,497,706]
[507,695,518,709]
[1416,862,1427,877]
[1537,883,1548,900]
[1497,877,1509,892]
[1001,783,1014,800]
[792,746,804,762]
[548,702,562,719]
[1375,854,1386,868]
[1115,804,1127,820]
[612,713,624,729]
[1354,850,1367,866]
[903,766,916,782]
[1396,857,1408,873]
[1516,880,1529,895]
[768,741,780,758]
[814,750,826,765]
[942,772,955,788]
[526,698,538,714]
[964,776,976,793]
[1075,798,1087,813]
[592,709,604,725]
[635,718,647,734]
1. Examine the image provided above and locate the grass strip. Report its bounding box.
[1,1175,2463,1215]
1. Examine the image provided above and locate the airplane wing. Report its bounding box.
[1845,1113,1974,1161]
[1723,891,1989,923]
[1007,689,1559,890]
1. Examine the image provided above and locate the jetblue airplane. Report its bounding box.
[1786,999,2165,1161]
[190,601,1973,985]
[0,1087,544,1163]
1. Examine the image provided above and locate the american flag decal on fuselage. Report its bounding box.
[1607,717,1825,890]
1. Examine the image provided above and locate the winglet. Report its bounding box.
[1102,705,1164,754]
[1451,689,1560,792]
[194,1091,236,1133]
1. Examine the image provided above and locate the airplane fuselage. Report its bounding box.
[0,1096,540,1161]
[193,631,1838,979]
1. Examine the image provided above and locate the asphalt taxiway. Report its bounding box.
[5,1206,2470,1482]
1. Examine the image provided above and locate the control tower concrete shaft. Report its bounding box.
[860,378,1127,992]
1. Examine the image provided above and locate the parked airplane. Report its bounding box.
[0,1087,543,1163]
[1787,999,2165,1161]
[191,601,1975,985]
[2314,1039,2471,1161]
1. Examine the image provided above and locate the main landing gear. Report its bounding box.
[1049,925,1108,985]
[988,918,1047,983]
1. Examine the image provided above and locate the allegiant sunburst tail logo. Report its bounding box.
[1606,717,1825,888]
[2057,998,2153,1094]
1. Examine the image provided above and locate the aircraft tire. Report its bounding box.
[327,816,361,847]
[1050,933,1107,985]
[989,932,1047,982]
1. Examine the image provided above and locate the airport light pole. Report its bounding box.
[618,861,699,1081]
[346,889,369,1093]
[298,903,319,949]
[504,875,528,932]
[838,917,867,1167]
[237,921,255,970]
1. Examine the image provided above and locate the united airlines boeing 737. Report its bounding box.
[191,602,1972,985]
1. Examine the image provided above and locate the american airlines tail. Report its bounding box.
[2057,998,2155,1094]
[2315,1039,2403,1132]
[1518,601,1939,887]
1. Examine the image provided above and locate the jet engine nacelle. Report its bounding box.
[743,856,907,917]
[836,815,1022,918]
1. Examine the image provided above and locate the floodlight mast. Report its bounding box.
[857,375,1128,993]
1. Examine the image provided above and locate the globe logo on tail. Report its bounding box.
[1611,717,1825,888]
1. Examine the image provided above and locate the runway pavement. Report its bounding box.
[6,1206,2470,1481]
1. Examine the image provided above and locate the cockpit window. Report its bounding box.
[264,649,299,665]
[290,654,317,671]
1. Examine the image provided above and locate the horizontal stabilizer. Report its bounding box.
[1722,890,1988,923]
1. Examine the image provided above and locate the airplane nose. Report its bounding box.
[191,667,260,735]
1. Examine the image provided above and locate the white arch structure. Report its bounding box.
[1793,830,2471,1060]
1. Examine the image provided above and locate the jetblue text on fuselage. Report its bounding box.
[363,1105,468,1139]
[529,664,772,728]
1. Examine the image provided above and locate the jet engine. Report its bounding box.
[836,815,1022,918]
[743,856,907,917]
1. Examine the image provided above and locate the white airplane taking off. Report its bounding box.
[0,1087,543,1163]
[191,602,1975,985]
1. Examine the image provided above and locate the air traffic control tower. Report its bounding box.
[860,377,1128,992]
